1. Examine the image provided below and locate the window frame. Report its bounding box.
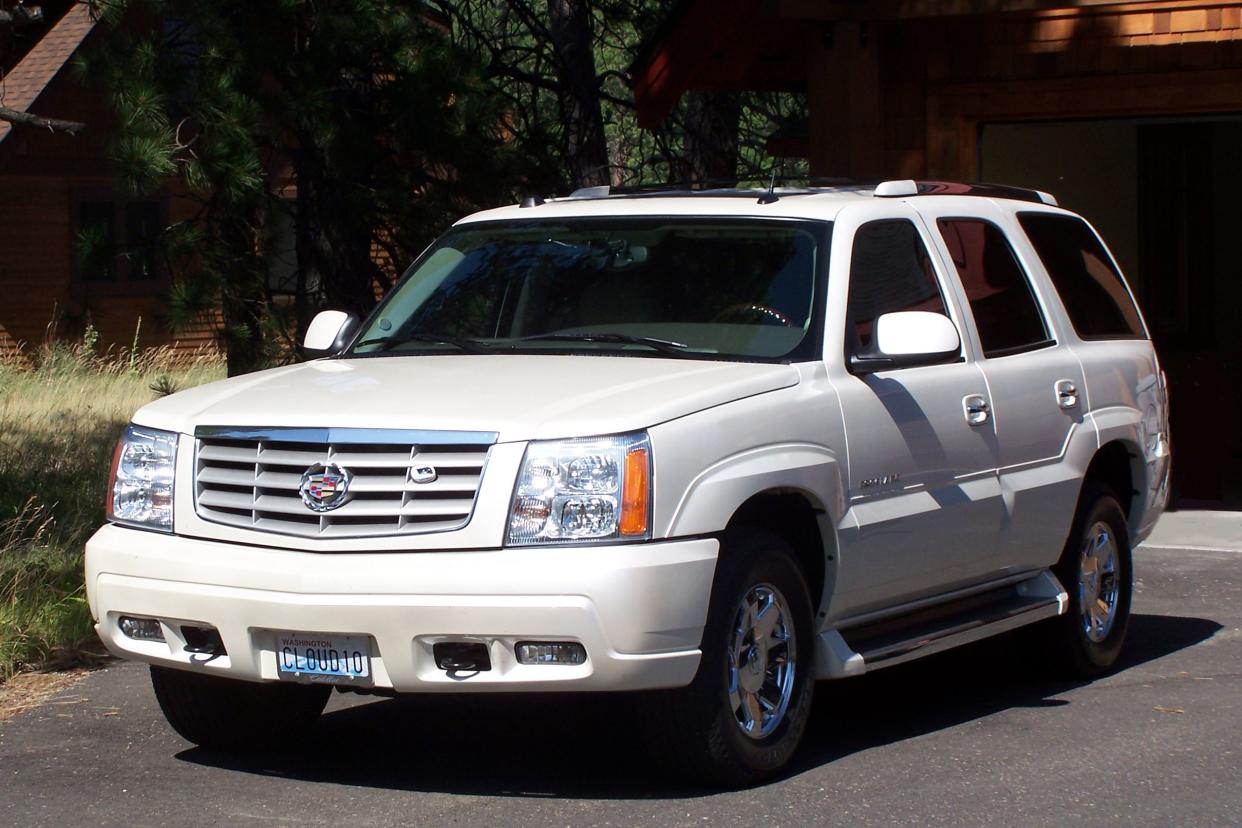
[1015,210,1148,342]
[70,189,171,296]
[842,215,965,371]
[935,216,1057,360]
[344,215,835,366]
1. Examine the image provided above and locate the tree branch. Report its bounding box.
[0,105,86,134]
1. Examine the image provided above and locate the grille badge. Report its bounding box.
[298,463,353,512]
[412,465,438,484]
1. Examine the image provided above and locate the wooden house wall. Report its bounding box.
[807,3,1242,180]
[0,44,220,359]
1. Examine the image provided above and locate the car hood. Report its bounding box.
[133,354,800,442]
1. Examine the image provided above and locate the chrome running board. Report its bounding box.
[815,570,1068,679]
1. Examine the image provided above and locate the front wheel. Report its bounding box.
[150,666,331,750]
[638,530,815,786]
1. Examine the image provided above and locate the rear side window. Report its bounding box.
[938,218,1051,357]
[847,219,948,350]
[1017,213,1145,340]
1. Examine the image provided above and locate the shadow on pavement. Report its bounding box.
[177,613,1222,798]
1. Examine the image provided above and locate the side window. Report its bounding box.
[847,219,948,351]
[1017,212,1145,340]
[937,218,1051,357]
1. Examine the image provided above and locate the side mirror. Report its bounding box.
[850,311,961,374]
[303,310,359,357]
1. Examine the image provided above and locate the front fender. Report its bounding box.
[663,443,845,537]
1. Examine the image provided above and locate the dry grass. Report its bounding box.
[0,662,108,722]
[0,338,225,679]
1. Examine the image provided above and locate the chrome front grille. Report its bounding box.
[193,427,496,539]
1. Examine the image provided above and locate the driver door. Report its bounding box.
[830,205,1004,619]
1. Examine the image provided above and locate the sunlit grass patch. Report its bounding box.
[0,338,224,678]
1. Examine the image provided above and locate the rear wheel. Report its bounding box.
[150,666,331,750]
[1043,482,1133,677]
[639,530,815,786]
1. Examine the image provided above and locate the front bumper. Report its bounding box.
[85,524,718,692]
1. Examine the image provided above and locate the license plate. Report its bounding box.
[276,632,370,684]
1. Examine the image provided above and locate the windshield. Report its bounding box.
[349,218,828,362]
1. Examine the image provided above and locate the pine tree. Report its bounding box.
[434,0,808,190]
[85,1,522,375]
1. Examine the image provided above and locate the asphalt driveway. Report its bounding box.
[2,543,1238,827]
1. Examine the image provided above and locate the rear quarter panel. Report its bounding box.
[1075,338,1170,541]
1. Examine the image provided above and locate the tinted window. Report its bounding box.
[847,219,947,351]
[938,218,1050,357]
[1018,213,1145,340]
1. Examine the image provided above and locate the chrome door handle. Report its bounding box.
[1055,379,1079,409]
[963,394,989,425]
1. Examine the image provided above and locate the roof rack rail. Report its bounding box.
[546,178,1058,206]
[560,176,864,201]
[875,179,1058,206]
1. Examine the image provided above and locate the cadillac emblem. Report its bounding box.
[298,463,353,512]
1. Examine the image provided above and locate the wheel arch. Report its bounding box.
[722,489,836,617]
[1082,438,1146,539]
[662,444,844,615]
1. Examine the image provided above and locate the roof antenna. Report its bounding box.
[757,166,779,205]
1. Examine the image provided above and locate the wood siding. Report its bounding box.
[808,2,1242,180]
[0,18,221,358]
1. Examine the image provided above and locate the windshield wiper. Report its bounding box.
[353,332,494,354]
[519,332,693,358]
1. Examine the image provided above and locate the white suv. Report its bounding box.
[86,180,1170,785]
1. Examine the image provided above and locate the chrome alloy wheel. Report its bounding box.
[727,583,796,739]
[1079,520,1121,643]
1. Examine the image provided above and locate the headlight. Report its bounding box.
[507,432,651,545]
[107,424,178,532]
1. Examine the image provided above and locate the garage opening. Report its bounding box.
[981,115,1242,507]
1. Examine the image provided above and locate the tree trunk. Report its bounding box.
[683,91,741,185]
[546,0,609,189]
[218,215,267,377]
[293,144,385,320]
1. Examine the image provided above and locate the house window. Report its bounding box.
[75,197,166,286]
[78,202,117,283]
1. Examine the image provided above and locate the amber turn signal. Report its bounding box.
[620,446,650,536]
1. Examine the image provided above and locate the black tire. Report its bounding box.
[638,530,816,787]
[1042,482,1133,678]
[150,666,331,750]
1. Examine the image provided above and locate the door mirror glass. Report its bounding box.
[851,311,961,373]
[303,310,358,356]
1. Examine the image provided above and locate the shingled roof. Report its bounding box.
[0,2,96,144]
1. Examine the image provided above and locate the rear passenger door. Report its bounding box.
[832,206,1004,618]
[918,201,1087,572]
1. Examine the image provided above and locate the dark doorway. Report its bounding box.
[982,116,1242,507]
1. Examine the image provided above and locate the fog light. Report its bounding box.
[118,616,164,641]
[515,641,586,665]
